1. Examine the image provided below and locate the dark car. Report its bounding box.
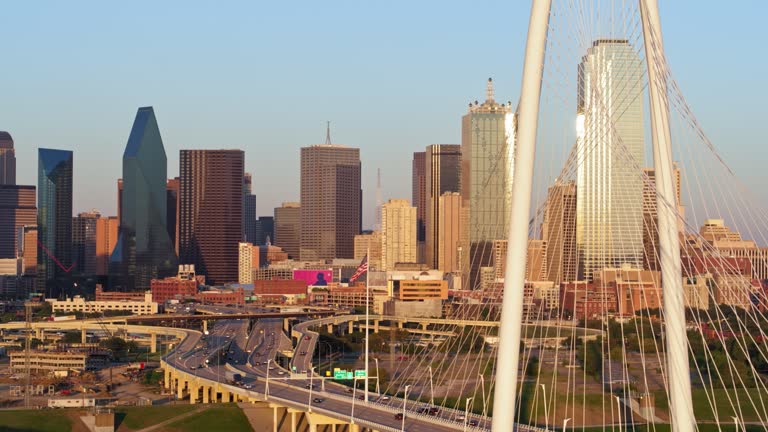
[300,351,307,356]
[312,397,324,403]
[428,407,440,415]
[469,419,479,426]
[395,413,404,420]
[345,388,354,394]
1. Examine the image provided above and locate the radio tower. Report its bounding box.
[375,168,382,232]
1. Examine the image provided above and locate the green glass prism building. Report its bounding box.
[111,107,177,291]
[37,148,73,296]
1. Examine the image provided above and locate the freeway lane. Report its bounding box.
[165,318,500,431]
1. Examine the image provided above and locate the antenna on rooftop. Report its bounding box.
[325,121,332,145]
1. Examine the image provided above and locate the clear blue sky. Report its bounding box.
[2,1,767,229]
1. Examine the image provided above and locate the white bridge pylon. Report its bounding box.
[492,1,695,431]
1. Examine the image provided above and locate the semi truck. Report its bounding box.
[224,371,243,384]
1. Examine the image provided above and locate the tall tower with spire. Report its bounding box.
[460,78,516,289]
[300,123,362,260]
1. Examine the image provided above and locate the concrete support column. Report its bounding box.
[189,385,198,404]
[177,381,185,400]
[273,407,278,432]
[202,386,209,404]
[373,320,379,334]
[327,324,333,334]
[291,411,297,432]
[308,423,317,432]
[284,318,290,332]
[164,369,171,389]
[35,329,42,340]
[150,332,157,353]
[203,320,208,334]
[222,391,231,403]
[81,328,87,343]
[397,321,403,329]
[348,321,353,334]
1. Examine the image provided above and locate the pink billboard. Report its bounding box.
[293,269,332,286]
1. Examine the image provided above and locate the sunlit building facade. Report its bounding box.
[576,39,645,280]
[460,78,515,288]
[300,144,361,260]
[425,144,461,269]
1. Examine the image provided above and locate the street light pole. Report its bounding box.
[464,396,474,432]
[401,384,412,432]
[265,359,271,398]
[540,384,549,431]
[428,366,434,406]
[364,248,370,403]
[615,396,622,432]
[479,374,486,417]
[351,377,357,424]
[374,358,380,395]
[307,366,316,412]
[731,416,742,432]
[563,417,571,432]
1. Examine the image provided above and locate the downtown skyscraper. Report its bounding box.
[0,132,15,185]
[111,107,177,291]
[179,149,244,285]
[300,142,361,261]
[37,148,73,295]
[576,39,645,280]
[380,199,417,270]
[274,202,300,259]
[424,144,461,270]
[460,79,515,288]
[412,151,426,261]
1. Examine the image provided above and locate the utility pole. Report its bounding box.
[24,302,32,409]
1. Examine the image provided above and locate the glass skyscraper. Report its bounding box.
[576,39,645,280]
[37,148,73,296]
[460,79,515,289]
[111,107,177,291]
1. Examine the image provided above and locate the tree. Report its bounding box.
[525,356,539,377]
[100,336,127,353]
[62,332,82,344]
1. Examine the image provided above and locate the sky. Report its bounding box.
[2,1,767,230]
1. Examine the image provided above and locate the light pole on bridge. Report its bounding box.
[265,359,271,398]
[464,396,474,432]
[401,384,411,432]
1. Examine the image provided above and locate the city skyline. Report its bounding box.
[3,2,767,230]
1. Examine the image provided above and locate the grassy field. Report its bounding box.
[0,409,73,432]
[164,404,252,432]
[654,387,763,422]
[115,404,198,431]
[0,404,237,432]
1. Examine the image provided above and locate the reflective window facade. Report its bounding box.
[576,40,645,280]
[460,79,515,289]
[37,148,73,295]
[111,107,177,291]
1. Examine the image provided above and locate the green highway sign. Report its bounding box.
[354,370,366,378]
